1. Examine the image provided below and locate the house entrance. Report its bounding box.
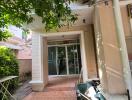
[48,40,82,75]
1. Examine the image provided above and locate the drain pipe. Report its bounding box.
[113,0,132,99]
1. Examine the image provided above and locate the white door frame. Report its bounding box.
[65,45,69,75]
[41,31,88,82]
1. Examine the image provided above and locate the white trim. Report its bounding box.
[40,35,44,82]
[40,31,82,37]
[65,46,69,75]
[76,44,80,74]
[56,47,59,75]
[48,43,80,47]
[80,32,89,82]
[49,74,79,77]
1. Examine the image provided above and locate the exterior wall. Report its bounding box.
[94,2,126,94]
[83,27,98,78]
[94,6,108,92]
[126,38,132,71]
[126,38,132,55]
[121,3,132,70]
[30,1,132,93]
[122,4,132,82]
[18,59,32,79]
[121,5,132,37]
[42,37,48,86]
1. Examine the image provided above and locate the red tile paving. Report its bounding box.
[24,76,78,100]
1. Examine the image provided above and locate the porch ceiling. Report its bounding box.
[46,34,80,42]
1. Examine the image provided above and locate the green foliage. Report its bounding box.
[0,46,19,77]
[0,29,12,41]
[0,0,33,41]
[31,0,78,31]
[0,46,19,100]
[0,0,33,28]
[0,0,78,37]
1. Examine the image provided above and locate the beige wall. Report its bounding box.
[95,2,126,94]
[42,37,48,86]
[94,6,108,92]
[18,59,32,81]
[121,5,132,37]
[126,38,132,55]
[83,27,98,78]
[121,4,132,61]
[18,59,32,76]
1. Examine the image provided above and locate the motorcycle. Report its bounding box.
[76,80,106,100]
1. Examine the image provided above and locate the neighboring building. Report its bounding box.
[0,36,22,55]
[0,32,32,80]
[27,0,132,97]
[8,26,32,79]
[16,38,32,81]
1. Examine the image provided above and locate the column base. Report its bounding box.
[30,80,46,91]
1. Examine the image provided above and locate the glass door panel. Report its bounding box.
[67,45,75,74]
[67,45,81,74]
[48,47,57,75]
[77,45,82,74]
[58,46,67,75]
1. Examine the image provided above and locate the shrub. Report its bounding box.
[0,46,19,99]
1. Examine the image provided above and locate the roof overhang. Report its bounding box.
[120,0,132,5]
[0,42,22,50]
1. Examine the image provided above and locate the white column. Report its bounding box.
[31,33,43,83]
[113,0,132,98]
[80,32,88,82]
[30,33,44,91]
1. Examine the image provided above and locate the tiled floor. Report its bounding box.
[107,94,128,100]
[24,76,78,100]
[23,76,129,100]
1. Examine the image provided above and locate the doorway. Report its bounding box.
[48,40,81,75]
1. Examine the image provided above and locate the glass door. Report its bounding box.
[48,43,81,75]
[57,46,67,75]
[67,44,81,74]
[48,47,57,75]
